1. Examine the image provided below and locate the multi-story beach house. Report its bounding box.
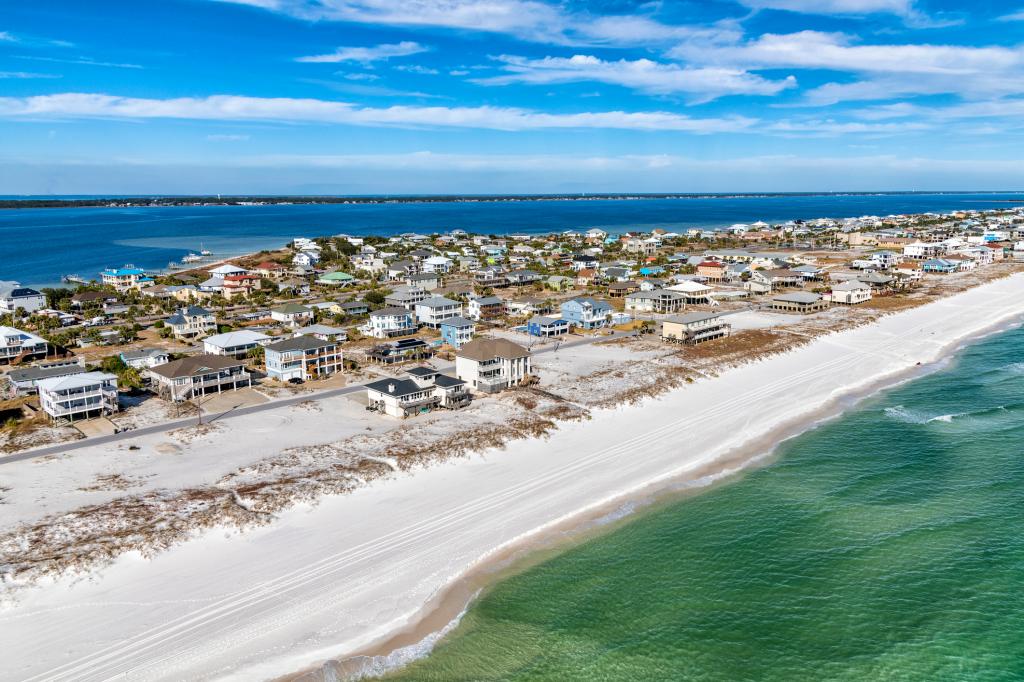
[624,289,687,314]
[771,292,829,314]
[0,281,45,315]
[560,297,613,330]
[455,338,532,393]
[466,295,504,321]
[830,280,873,305]
[264,335,342,382]
[696,261,728,282]
[166,306,217,339]
[221,274,262,300]
[903,241,947,260]
[7,358,86,395]
[119,348,170,369]
[406,272,442,291]
[527,315,569,337]
[208,263,248,279]
[415,296,463,328]
[661,312,731,345]
[385,286,427,310]
[37,371,119,422]
[365,366,470,418]
[0,326,48,365]
[439,316,475,349]
[147,354,252,402]
[365,307,417,338]
[270,303,313,328]
[423,256,454,274]
[203,330,272,358]
[100,265,154,292]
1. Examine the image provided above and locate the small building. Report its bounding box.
[265,335,342,382]
[37,372,119,422]
[455,338,532,393]
[560,297,613,330]
[333,300,370,317]
[293,324,347,342]
[439,316,476,349]
[147,354,253,402]
[120,348,170,369]
[661,312,731,345]
[407,272,442,291]
[830,280,872,305]
[0,281,45,315]
[922,258,959,274]
[696,261,728,282]
[608,281,640,297]
[527,315,569,337]
[415,296,463,328]
[316,271,356,286]
[770,292,829,314]
[386,286,427,310]
[203,330,272,358]
[270,303,314,328]
[0,326,48,364]
[365,367,470,418]
[208,263,248,279]
[166,306,217,340]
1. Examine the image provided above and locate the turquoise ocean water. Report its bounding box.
[386,323,1024,681]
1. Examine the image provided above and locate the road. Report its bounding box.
[0,329,633,466]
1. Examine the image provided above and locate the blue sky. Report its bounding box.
[1,0,1023,194]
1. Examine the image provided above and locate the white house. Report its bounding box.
[120,348,170,369]
[365,307,416,338]
[365,366,470,418]
[100,265,153,292]
[0,282,45,314]
[0,326,48,364]
[414,296,463,328]
[455,338,532,393]
[203,330,272,358]
[293,251,320,267]
[207,263,248,279]
[903,241,946,260]
[422,255,454,274]
[270,303,314,328]
[830,280,873,305]
[37,371,119,422]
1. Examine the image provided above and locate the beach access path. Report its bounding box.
[4,274,1024,682]
[0,330,630,466]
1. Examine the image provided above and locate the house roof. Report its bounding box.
[149,354,244,379]
[36,371,116,392]
[529,315,565,326]
[833,280,870,291]
[121,348,168,361]
[294,324,346,336]
[371,306,412,317]
[0,281,42,299]
[664,312,724,325]
[457,338,530,361]
[417,296,459,309]
[440,316,475,328]
[773,292,822,304]
[266,335,331,352]
[272,303,311,315]
[204,330,271,348]
[472,296,503,306]
[8,363,86,383]
[209,264,246,275]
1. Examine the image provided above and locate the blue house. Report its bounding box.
[560,297,613,330]
[439,316,476,349]
[639,265,665,276]
[527,315,569,337]
[922,258,958,273]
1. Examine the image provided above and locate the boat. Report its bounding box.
[200,245,212,256]
[182,253,203,264]
[167,261,184,270]
[62,274,86,284]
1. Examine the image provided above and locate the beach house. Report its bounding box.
[0,326,48,364]
[830,280,873,305]
[366,307,417,338]
[221,274,261,300]
[368,337,432,364]
[37,372,119,422]
[7,359,86,395]
[0,282,45,315]
[208,263,248,280]
[119,348,170,369]
[316,271,356,287]
[264,335,342,382]
[696,261,728,282]
[365,367,470,418]
[624,289,687,314]
[527,315,569,337]
[203,330,272,358]
[414,296,462,328]
[439,316,476,349]
[293,324,347,343]
[100,265,153,292]
[922,258,959,274]
[770,292,829,314]
[147,354,252,402]
[466,295,504,321]
[166,306,217,339]
[560,297,612,330]
[385,286,427,310]
[270,303,314,328]
[455,338,532,393]
[661,312,731,345]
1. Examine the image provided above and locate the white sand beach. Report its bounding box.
[3,273,1024,682]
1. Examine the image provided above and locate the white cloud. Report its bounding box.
[394,64,439,75]
[476,54,795,101]
[997,9,1024,21]
[206,134,251,141]
[296,41,428,63]
[341,72,381,80]
[0,71,61,79]
[0,92,758,133]
[0,31,16,41]
[734,0,915,15]
[17,55,144,69]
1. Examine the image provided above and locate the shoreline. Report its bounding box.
[303,309,1022,681]
[3,274,1024,681]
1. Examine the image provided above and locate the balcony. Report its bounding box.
[475,375,509,393]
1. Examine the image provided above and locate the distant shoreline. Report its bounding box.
[2,190,1023,210]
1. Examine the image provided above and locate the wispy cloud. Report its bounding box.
[997,9,1024,21]
[475,54,795,102]
[206,133,251,141]
[394,64,439,75]
[296,41,428,64]
[0,31,15,41]
[0,92,758,133]
[0,71,61,79]
[17,55,144,69]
